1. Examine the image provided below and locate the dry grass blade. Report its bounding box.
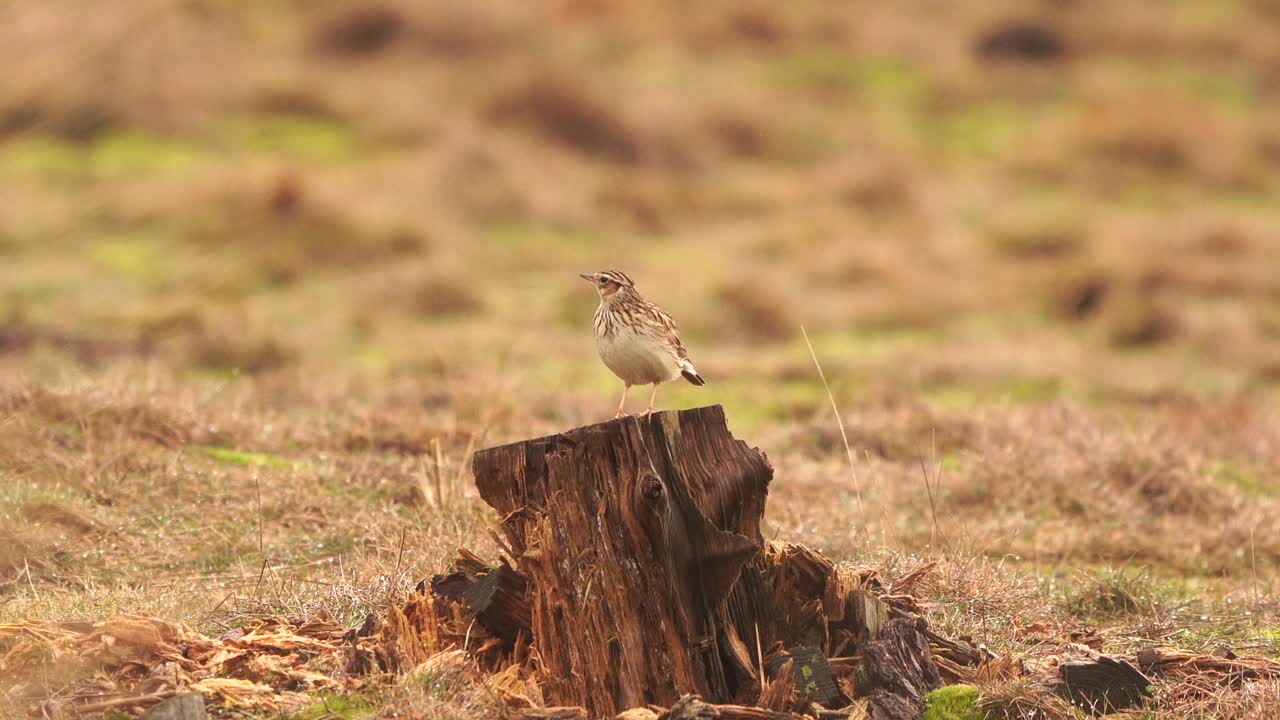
[917,456,944,548]
[800,326,866,531]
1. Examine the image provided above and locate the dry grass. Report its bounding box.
[2,0,1280,717]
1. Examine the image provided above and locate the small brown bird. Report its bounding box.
[580,270,705,418]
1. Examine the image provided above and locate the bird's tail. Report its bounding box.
[680,360,705,386]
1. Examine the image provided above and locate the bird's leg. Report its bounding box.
[641,383,659,417]
[614,384,631,419]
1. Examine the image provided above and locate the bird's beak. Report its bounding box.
[579,273,595,282]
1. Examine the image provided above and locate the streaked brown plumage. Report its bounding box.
[580,270,705,418]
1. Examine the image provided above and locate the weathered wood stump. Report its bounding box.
[461,406,934,719]
[473,406,771,716]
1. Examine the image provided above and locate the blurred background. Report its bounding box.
[3,0,1280,641]
[4,0,1279,418]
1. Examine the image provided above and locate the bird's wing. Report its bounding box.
[641,302,693,362]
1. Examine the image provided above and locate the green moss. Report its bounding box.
[772,51,925,108]
[89,229,177,289]
[939,452,965,473]
[1211,462,1275,497]
[218,113,361,162]
[923,685,981,720]
[351,342,395,372]
[1168,63,1257,111]
[1002,378,1062,402]
[853,57,927,107]
[772,47,861,96]
[711,379,833,435]
[192,446,294,469]
[554,287,591,329]
[0,131,205,180]
[923,101,1034,161]
[0,135,84,180]
[924,384,981,410]
[89,131,204,177]
[290,692,380,720]
[806,326,935,359]
[487,219,602,257]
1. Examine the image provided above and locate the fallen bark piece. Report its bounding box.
[860,617,942,720]
[1056,655,1152,714]
[926,630,992,668]
[768,647,839,707]
[463,562,531,643]
[1135,645,1280,681]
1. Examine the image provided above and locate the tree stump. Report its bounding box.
[473,406,772,717]
[465,405,931,719]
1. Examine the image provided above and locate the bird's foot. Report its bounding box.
[640,407,655,418]
[614,411,629,419]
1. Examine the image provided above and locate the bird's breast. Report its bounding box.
[595,331,679,385]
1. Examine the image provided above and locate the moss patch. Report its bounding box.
[192,446,294,469]
[89,228,178,289]
[923,101,1035,161]
[0,131,203,180]
[290,691,380,720]
[1211,462,1275,498]
[218,113,362,162]
[0,136,84,180]
[772,48,862,97]
[853,57,927,107]
[90,131,204,177]
[924,684,981,720]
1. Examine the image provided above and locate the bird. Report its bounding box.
[580,270,705,419]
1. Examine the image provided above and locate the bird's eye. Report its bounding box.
[598,277,608,285]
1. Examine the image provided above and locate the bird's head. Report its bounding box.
[579,271,635,300]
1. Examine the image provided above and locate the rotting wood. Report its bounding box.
[860,617,943,720]
[757,658,797,711]
[926,630,992,668]
[462,562,531,644]
[767,647,839,708]
[1056,655,1153,715]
